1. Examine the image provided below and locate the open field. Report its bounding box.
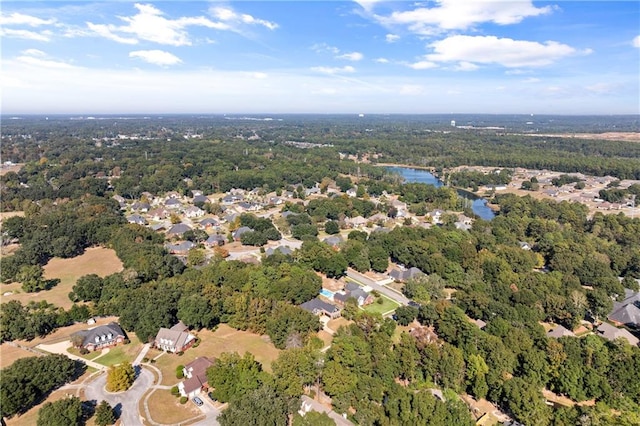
[1,246,123,309]
[0,163,24,176]
[148,324,281,386]
[146,388,201,424]
[517,132,640,143]
[0,342,40,368]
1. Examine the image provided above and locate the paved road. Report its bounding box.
[300,396,354,426]
[85,366,154,426]
[190,397,222,426]
[346,268,410,306]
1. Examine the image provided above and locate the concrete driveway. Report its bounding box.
[84,366,154,426]
[190,396,221,426]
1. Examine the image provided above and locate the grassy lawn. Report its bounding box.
[2,247,123,310]
[67,346,104,361]
[95,334,142,366]
[363,295,400,316]
[152,324,281,386]
[146,389,202,424]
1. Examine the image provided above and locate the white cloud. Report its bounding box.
[0,28,52,42]
[386,34,400,43]
[86,3,276,46]
[523,77,541,83]
[311,65,356,74]
[633,35,640,48]
[337,52,364,61]
[454,61,478,71]
[0,12,56,27]
[586,82,617,94]
[87,23,138,44]
[22,49,46,57]
[427,35,579,68]
[311,43,340,54]
[373,0,553,35]
[129,50,182,66]
[375,57,389,63]
[209,6,278,30]
[407,60,438,70]
[16,51,77,69]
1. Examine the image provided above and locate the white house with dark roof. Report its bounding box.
[184,206,205,218]
[389,266,424,282]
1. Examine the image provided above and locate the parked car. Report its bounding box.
[408,300,421,308]
[193,396,204,407]
[208,392,216,401]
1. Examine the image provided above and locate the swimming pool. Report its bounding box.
[319,288,335,300]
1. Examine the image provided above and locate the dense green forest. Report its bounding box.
[1,115,639,425]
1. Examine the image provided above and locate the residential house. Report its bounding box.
[200,218,219,229]
[131,202,151,213]
[193,194,209,205]
[184,206,205,219]
[127,214,146,225]
[427,209,444,224]
[547,324,576,338]
[165,241,195,255]
[265,246,293,256]
[334,282,374,307]
[323,235,343,248]
[346,216,368,228]
[596,322,639,346]
[179,357,214,398]
[608,288,640,329]
[148,208,170,221]
[165,198,183,210]
[154,321,196,353]
[345,188,357,197]
[237,202,260,212]
[191,190,203,197]
[222,194,244,204]
[205,234,226,247]
[232,226,253,241]
[268,196,284,205]
[72,322,126,352]
[167,223,192,238]
[300,297,341,319]
[389,266,424,282]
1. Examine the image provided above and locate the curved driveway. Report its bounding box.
[85,367,154,426]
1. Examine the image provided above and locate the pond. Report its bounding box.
[386,166,496,221]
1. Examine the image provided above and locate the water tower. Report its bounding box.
[451,120,456,127]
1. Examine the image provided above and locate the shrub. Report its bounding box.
[171,386,180,396]
[176,365,184,379]
[179,396,188,404]
[177,351,184,356]
[79,348,90,355]
[142,357,149,363]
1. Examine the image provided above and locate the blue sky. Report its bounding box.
[2,1,639,114]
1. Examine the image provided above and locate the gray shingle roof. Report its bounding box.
[300,297,340,315]
[73,323,125,347]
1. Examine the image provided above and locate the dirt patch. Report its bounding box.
[517,132,640,143]
[0,342,40,368]
[0,211,25,221]
[0,163,24,176]
[317,330,333,348]
[2,247,123,310]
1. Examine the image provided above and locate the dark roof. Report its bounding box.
[200,218,219,226]
[232,226,253,238]
[205,234,226,245]
[547,325,576,338]
[193,195,208,204]
[608,303,640,327]
[389,267,424,281]
[165,241,195,253]
[73,323,125,347]
[323,236,343,246]
[266,246,293,256]
[167,223,192,236]
[300,297,340,315]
